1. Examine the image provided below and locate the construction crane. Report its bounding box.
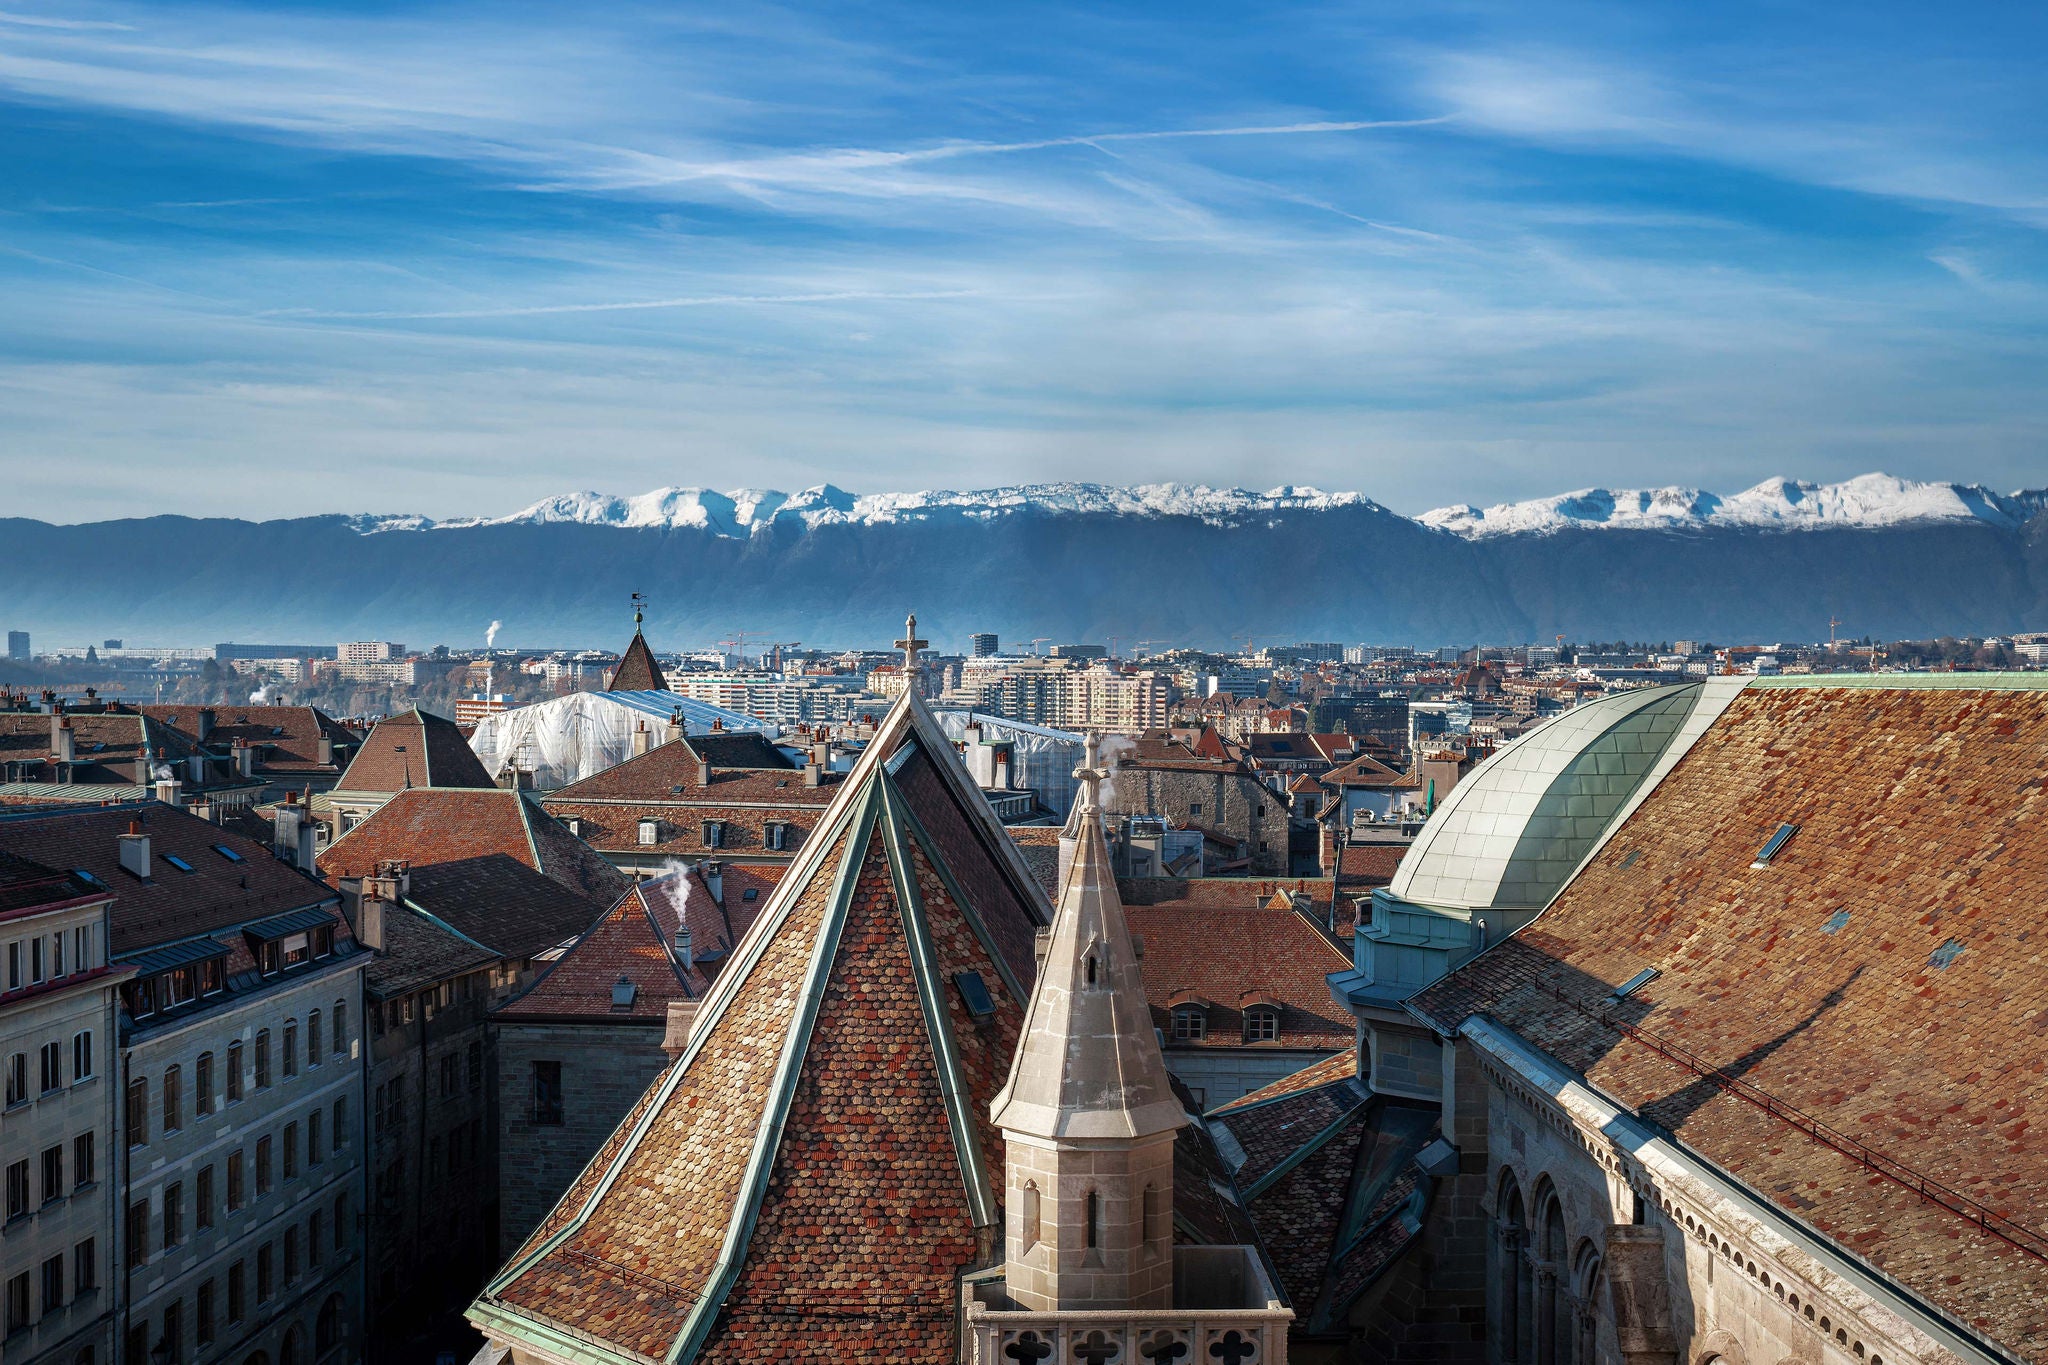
[768,641,802,673]
[716,630,766,667]
[1030,637,1052,657]
[1133,639,1168,659]
[1108,635,1120,660]
[1829,616,1843,649]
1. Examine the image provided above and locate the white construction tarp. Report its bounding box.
[468,690,777,791]
[930,709,1084,817]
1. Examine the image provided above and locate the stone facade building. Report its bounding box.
[1105,729,1292,875]
[0,801,369,1365]
[0,849,126,1365]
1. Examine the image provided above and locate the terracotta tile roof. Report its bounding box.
[0,800,343,955]
[1127,898,1352,1050]
[318,787,630,909]
[1410,682,2048,1357]
[141,704,356,775]
[1320,752,1417,789]
[608,629,668,693]
[548,734,798,801]
[1335,843,1406,887]
[1213,1049,1359,1113]
[539,799,829,860]
[496,878,706,1022]
[475,694,1052,1362]
[335,707,493,792]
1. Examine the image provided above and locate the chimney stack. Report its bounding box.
[661,999,700,1059]
[357,859,410,953]
[802,761,822,787]
[196,708,215,743]
[701,859,723,906]
[234,740,256,779]
[667,709,685,744]
[51,715,75,764]
[631,720,651,758]
[316,734,335,766]
[118,821,151,879]
[673,923,692,967]
[811,738,830,769]
[155,777,184,808]
[189,797,218,825]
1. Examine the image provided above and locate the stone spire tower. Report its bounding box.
[991,733,1186,1311]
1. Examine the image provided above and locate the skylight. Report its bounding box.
[161,854,195,874]
[1752,823,1799,868]
[1611,967,1660,999]
[213,844,244,863]
[953,970,996,1019]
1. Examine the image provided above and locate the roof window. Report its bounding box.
[161,854,196,874]
[952,971,995,1020]
[1610,967,1660,999]
[610,975,637,1010]
[213,844,244,863]
[1752,823,1799,868]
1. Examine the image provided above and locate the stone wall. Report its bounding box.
[494,1020,670,1248]
[1107,768,1291,875]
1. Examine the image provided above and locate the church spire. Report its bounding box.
[608,591,668,693]
[990,731,1184,1311]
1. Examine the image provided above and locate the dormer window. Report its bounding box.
[1243,1005,1280,1043]
[765,821,790,852]
[562,816,581,838]
[637,818,661,847]
[702,820,726,849]
[1170,1004,1208,1041]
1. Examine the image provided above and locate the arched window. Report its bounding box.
[1170,1005,1207,1041]
[1242,1006,1280,1043]
[317,1294,344,1351]
[280,1328,302,1365]
[1569,1240,1604,1365]
[1496,1172,1528,1365]
[1536,1187,1568,1365]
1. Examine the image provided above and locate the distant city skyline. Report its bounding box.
[2,1,2044,523]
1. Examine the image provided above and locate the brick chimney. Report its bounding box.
[631,720,651,758]
[51,715,75,764]
[117,821,150,879]
[357,859,410,953]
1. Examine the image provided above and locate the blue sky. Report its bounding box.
[2,1,2044,523]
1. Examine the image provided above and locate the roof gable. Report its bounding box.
[473,691,1048,1363]
[336,707,494,792]
[319,788,629,908]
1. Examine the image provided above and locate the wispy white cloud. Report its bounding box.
[266,287,985,320]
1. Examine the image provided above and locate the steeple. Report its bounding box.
[990,731,1184,1311]
[609,591,668,693]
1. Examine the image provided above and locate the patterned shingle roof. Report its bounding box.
[1410,680,2048,1357]
[319,786,627,904]
[496,877,706,1022]
[471,691,1053,1363]
[142,704,356,775]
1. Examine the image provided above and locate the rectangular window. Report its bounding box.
[195,1052,213,1117]
[282,932,310,969]
[332,1193,347,1250]
[255,1136,273,1197]
[196,1279,215,1347]
[256,1243,273,1302]
[125,1324,146,1365]
[531,1060,563,1125]
[467,1040,482,1093]
[332,1002,348,1055]
[438,1053,456,1098]
[307,1011,322,1066]
[73,1131,95,1188]
[308,1210,324,1267]
[4,1052,24,1106]
[6,1273,28,1335]
[226,1041,244,1103]
[30,936,43,983]
[333,1097,348,1149]
[5,941,17,990]
[227,1262,245,1324]
[308,1110,324,1166]
[38,1254,62,1315]
[254,1030,271,1089]
[41,1145,62,1203]
[162,1298,183,1364]
[127,1198,149,1266]
[163,1064,182,1133]
[6,1159,29,1220]
[283,1226,299,1283]
[283,1022,298,1078]
[51,932,62,977]
[283,1122,298,1180]
[226,1152,245,1212]
[40,1041,61,1093]
[164,1182,184,1247]
[73,1029,93,1081]
[196,1166,214,1231]
[73,1238,95,1293]
[127,1077,148,1146]
[76,925,91,971]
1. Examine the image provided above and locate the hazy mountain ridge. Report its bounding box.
[8,474,2047,648]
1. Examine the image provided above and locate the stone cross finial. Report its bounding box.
[1074,730,1106,810]
[895,612,929,676]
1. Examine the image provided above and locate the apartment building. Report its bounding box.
[0,851,126,1365]
[0,803,368,1365]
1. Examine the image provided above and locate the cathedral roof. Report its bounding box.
[1412,676,2048,1358]
[470,688,1053,1364]
[609,629,668,693]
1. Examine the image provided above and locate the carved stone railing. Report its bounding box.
[962,1247,1292,1365]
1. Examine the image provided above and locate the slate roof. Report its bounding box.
[334,706,494,793]
[472,690,1055,1364]
[0,800,341,955]
[1128,896,1353,1051]
[496,876,707,1023]
[609,630,668,693]
[1004,825,1063,899]
[142,704,356,775]
[0,847,103,919]
[548,734,796,801]
[1409,679,2048,1358]
[1208,1052,1437,1334]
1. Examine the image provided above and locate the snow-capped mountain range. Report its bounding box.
[348,473,2048,540]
